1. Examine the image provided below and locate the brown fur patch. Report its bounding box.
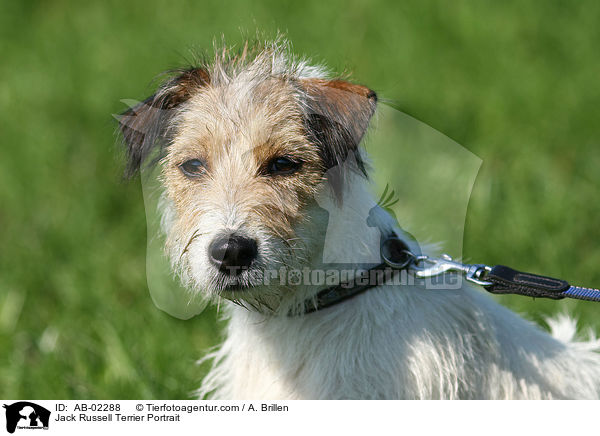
[160,67,211,109]
[300,78,377,150]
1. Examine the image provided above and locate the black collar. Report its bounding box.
[300,236,415,314]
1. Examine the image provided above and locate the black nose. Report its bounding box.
[209,234,258,276]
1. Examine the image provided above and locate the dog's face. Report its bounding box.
[119,46,376,305]
[162,77,325,295]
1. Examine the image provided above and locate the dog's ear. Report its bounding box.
[300,78,377,177]
[118,67,210,177]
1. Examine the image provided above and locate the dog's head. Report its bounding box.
[119,42,377,309]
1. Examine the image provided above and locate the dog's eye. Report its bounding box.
[267,157,302,175]
[179,159,206,177]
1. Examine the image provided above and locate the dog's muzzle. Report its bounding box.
[208,233,258,276]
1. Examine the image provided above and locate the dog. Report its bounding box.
[119,40,600,399]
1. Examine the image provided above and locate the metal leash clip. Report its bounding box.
[380,237,492,286]
[380,237,600,302]
[408,253,493,286]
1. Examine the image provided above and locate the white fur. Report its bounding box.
[148,42,600,399]
[196,172,600,400]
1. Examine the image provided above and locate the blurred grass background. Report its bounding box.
[1,0,599,399]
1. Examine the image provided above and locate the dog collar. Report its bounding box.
[300,236,414,314]
[300,235,600,315]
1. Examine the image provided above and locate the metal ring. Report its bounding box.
[381,237,415,270]
[466,265,493,286]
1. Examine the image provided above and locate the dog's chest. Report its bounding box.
[215,296,460,399]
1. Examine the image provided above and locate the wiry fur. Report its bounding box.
[119,40,600,399]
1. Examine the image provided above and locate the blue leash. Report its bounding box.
[562,286,600,302]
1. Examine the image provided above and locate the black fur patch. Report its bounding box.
[118,67,210,177]
[305,113,368,177]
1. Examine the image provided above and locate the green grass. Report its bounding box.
[1,0,599,399]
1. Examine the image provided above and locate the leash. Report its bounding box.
[382,237,600,303]
[303,236,600,314]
